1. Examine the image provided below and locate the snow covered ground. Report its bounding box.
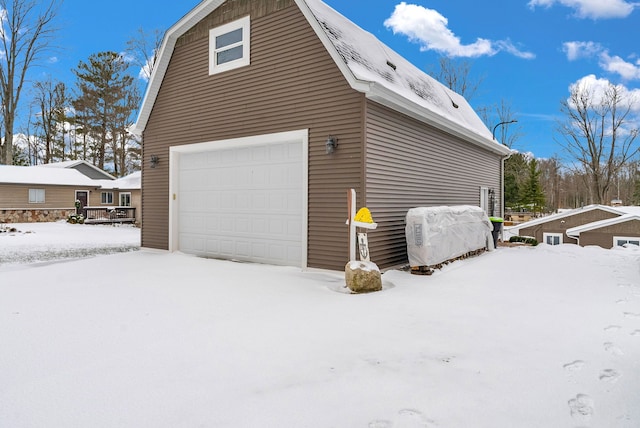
[0,221,139,267]
[1,222,639,427]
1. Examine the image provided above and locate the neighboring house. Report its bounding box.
[567,214,640,248]
[93,172,142,224]
[132,0,512,270]
[505,204,640,248]
[0,164,141,224]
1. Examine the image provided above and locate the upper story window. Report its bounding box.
[209,16,250,75]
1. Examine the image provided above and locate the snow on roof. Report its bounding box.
[34,160,116,180]
[35,160,84,169]
[566,213,640,238]
[98,171,141,190]
[0,165,102,187]
[133,0,511,156]
[617,206,640,216]
[301,0,508,155]
[504,204,625,231]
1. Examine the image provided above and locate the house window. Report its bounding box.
[209,16,250,75]
[543,232,563,245]
[119,192,131,207]
[28,188,45,203]
[480,187,489,215]
[101,192,114,204]
[614,236,640,247]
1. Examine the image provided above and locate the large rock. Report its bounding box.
[345,260,382,293]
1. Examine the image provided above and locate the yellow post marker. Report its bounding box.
[346,189,377,261]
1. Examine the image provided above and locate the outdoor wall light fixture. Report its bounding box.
[326,136,338,154]
[150,154,159,168]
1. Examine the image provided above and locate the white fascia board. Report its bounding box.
[566,214,640,238]
[520,204,625,230]
[133,0,226,136]
[366,84,512,157]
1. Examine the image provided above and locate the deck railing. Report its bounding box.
[83,206,136,224]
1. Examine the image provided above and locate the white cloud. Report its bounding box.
[528,0,639,19]
[599,52,640,80]
[562,41,603,61]
[562,42,640,81]
[569,74,640,111]
[384,2,535,59]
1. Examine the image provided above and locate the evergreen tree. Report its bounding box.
[504,152,528,210]
[522,158,546,214]
[73,51,137,173]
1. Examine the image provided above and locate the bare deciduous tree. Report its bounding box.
[125,27,164,81]
[0,0,59,164]
[559,80,640,204]
[428,57,483,101]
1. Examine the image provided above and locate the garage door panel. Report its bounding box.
[177,139,304,266]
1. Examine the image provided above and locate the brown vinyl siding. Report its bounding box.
[579,219,640,248]
[142,4,364,269]
[520,209,620,244]
[364,101,503,268]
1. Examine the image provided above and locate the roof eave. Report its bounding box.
[366,84,512,157]
[566,214,640,237]
[132,0,226,137]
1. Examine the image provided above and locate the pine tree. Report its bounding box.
[504,152,528,210]
[522,158,546,214]
[73,51,137,173]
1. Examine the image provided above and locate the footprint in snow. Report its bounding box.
[599,369,622,383]
[630,330,640,337]
[369,409,435,428]
[563,360,585,371]
[397,409,435,427]
[604,342,624,356]
[623,312,640,319]
[568,394,594,423]
[369,420,393,428]
[604,325,622,332]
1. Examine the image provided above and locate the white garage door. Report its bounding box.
[175,136,306,266]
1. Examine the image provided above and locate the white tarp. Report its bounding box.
[406,205,492,267]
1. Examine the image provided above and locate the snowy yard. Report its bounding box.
[1,222,639,427]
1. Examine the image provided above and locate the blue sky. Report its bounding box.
[48,0,640,160]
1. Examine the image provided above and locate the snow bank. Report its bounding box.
[405,205,492,267]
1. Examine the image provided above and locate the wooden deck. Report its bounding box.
[83,207,136,224]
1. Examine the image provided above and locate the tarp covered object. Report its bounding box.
[406,206,492,267]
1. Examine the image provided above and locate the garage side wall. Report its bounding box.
[142,3,364,270]
[364,102,504,268]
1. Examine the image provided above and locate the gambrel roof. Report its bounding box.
[133,0,512,156]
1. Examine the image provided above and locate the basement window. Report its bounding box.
[543,232,563,245]
[209,16,250,75]
[614,236,640,247]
